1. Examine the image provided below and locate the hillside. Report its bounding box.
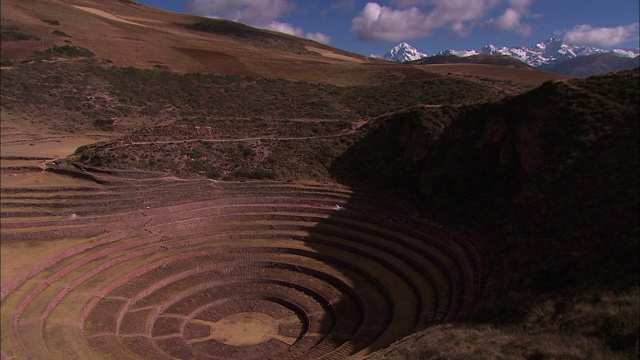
[1,59,523,182]
[1,0,570,86]
[0,0,375,85]
[333,69,640,358]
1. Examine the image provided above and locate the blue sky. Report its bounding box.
[135,0,639,56]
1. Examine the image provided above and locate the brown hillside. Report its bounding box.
[1,0,568,86]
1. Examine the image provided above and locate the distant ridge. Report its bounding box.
[411,54,531,68]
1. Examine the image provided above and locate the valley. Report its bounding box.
[1,0,638,359]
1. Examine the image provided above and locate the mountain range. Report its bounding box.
[383,38,639,69]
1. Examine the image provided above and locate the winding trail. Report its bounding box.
[120,132,355,147]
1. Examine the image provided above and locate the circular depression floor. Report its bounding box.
[1,175,480,360]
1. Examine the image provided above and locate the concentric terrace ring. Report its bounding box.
[1,175,481,359]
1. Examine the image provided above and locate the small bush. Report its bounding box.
[94,118,115,131]
[42,19,60,26]
[52,30,72,37]
[30,45,95,61]
[1,27,39,41]
[206,169,222,179]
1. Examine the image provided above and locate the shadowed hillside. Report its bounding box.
[332,69,640,358]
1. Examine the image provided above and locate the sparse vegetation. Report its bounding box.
[1,26,39,41]
[28,45,94,61]
[42,19,60,26]
[0,60,505,136]
[185,19,315,55]
[52,29,72,37]
[93,118,115,131]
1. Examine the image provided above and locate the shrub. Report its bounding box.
[1,27,39,41]
[42,19,60,26]
[206,169,222,179]
[52,30,72,37]
[29,45,95,61]
[93,118,115,131]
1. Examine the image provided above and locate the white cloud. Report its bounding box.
[489,8,520,29]
[264,21,331,44]
[351,0,535,42]
[185,0,330,44]
[563,23,640,47]
[486,7,532,36]
[306,32,331,44]
[351,2,434,41]
[266,21,303,36]
[185,0,295,27]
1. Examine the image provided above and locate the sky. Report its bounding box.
[135,0,640,57]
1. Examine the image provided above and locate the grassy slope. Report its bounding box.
[1,60,515,180]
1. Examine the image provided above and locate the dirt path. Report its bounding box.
[72,5,150,28]
[119,131,356,147]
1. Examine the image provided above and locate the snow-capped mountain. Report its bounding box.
[472,38,614,67]
[389,38,639,67]
[382,42,428,62]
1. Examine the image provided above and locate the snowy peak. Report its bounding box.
[383,42,428,62]
[419,38,639,67]
[463,38,602,66]
[439,48,479,57]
